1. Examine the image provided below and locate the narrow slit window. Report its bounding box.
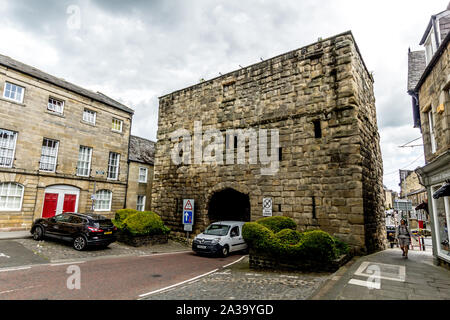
[313,120,322,138]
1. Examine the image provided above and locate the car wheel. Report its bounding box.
[33,226,44,241]
[73,235,87,251]
[221,245,229,257]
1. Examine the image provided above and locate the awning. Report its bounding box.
[415,200,429,213]
[433,182,450,199]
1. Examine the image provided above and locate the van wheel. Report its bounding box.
[33,226,44,241]
[221,245,229,257]
[73,236,87,251]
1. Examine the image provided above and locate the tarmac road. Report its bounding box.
[0,251,244,300]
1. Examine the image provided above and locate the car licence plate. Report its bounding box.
[197,245,207,249]
[104,231,112,235]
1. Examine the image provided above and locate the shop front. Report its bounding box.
[416,151,450,265]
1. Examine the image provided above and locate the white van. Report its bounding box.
[192,221,248,257]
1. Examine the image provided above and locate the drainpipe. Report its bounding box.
[124,115,132,209]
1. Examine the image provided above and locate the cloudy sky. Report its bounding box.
[0,0,446,192]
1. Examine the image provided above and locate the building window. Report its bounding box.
[427,110,437,154]
[0,182,24,211]
[0,129,17,168]
[83,109,96,125]
[139,167,148,183]
[431,184,449,258]
[39,138,59,172]
[107,152,120,180]
[313,119,322,138]
[137,195,146,211]
[47,97,64,115]
[112,118,123,132]
[94,189,112,211]
[3,82,25,103]
[76,146,92,177]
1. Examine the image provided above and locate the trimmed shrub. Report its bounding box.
[275,229,303,246]
[256,216,297,233]
[114,210,170,236]
[298,230,338,262]
[243,217,349,266]
[114,209,138,229]
[242,222,276,252]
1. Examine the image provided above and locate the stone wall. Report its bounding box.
[151,31,385,254]
[0,65,131,230]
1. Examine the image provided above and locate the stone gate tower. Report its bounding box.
[151,31,385,254]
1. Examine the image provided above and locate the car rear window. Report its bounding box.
[91,219,114,229]
[204,224,230,236]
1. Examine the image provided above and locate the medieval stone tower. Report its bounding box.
[151,31,386,254]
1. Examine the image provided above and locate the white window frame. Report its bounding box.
[112,118,123,133]
[83,108,96,125]
[0,129,18,168]
[3,82,25,103]
[107,152,120,180]
[0,182,24,211]
[428,110,437,154]
[94,189,112,212]
[137,195,146,212]
[76,146,92,177]
[138,167,148,183]
[39,138,59,172]
[47,97,64,115]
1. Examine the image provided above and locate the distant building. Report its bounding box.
[383,185,397,210]
[398,170,428,229]
[408,4,450,266]
[126,135,155,211]
[0,54,134,231]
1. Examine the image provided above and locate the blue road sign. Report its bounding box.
[183,210,193,224]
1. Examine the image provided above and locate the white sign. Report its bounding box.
[183,199,194,225]
[263,198,272,217]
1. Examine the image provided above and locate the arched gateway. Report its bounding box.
[207,188,250,222]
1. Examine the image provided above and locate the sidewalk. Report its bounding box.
[312,248,450,300]
[0,231,31,240]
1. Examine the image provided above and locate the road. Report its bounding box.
[0,251,244,300]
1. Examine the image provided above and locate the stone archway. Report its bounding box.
[207,188,251,222]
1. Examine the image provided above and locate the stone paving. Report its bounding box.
[312,248,450,300]
[143,256,331,300]
[14,238,190,262]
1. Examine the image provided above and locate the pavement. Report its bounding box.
[311,247,450,300]
[142,255,330,300]
[0,231,31,240]
[0,251,245,299]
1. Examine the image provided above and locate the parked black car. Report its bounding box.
[30,212,117,251]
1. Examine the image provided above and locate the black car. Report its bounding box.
[30,212,117,251]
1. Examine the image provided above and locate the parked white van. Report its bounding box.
[192,221,248,257]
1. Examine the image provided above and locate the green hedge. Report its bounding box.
[257,216,297,233]
[242,217,349,263]
[113,209,170,236]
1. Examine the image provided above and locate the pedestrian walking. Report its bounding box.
[396,219,413,259]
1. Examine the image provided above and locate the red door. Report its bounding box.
[63,194,77,213]
[42,193,58,218]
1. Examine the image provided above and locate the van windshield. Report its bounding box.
[204,224,230,236]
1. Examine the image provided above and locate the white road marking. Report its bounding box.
[0,285,41,295]
[0,266,31,273]
[50,261,86,266]
[222,255,246,268]
[139,251,189,257]
[138,268,219,298]
[348,278,381,289]
[354,261,406,282]
[0,253,11,259]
